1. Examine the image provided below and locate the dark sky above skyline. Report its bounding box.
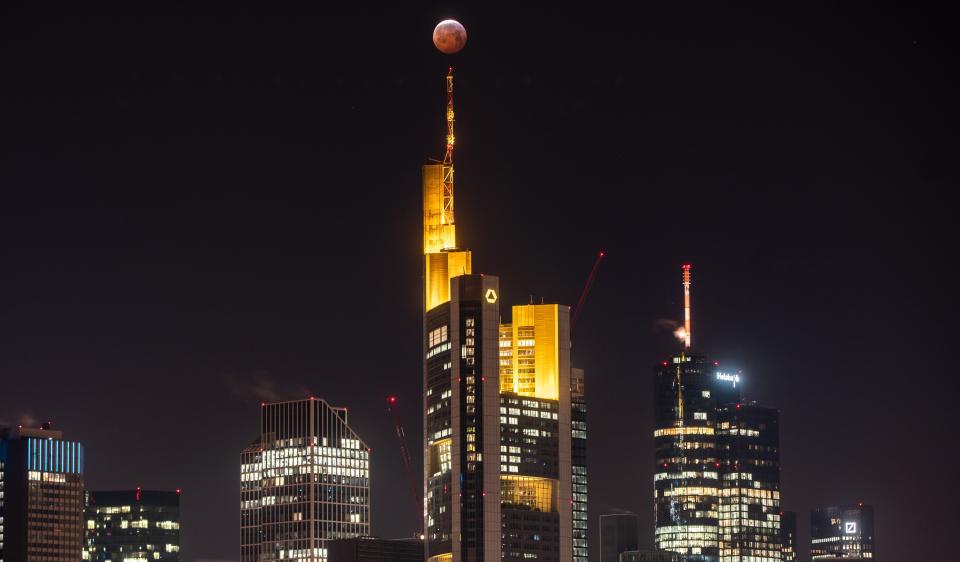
[0,5,955,562]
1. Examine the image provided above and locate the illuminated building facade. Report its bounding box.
[810,504,874,560]
[0,424,85,562]
[423,273,502,562]
[240,398,371,562]
[716,403,781,562]
[84,489,180,561]
[653,266,788,562]
[599,513,639,562]
[780,511,797,562]
[653,353,737,561]
[421,69,581,562]
[498,304,573,562]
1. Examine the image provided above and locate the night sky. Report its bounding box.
[1,5,955,562]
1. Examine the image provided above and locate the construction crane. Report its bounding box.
[571,250,605,333]
[386,395,422,535]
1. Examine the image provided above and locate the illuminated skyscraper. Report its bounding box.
[85,489,181,561]
[421,68,581,562]
[653,353,732,561]
[498,304,573,562]
[240,398,371,562]
[810,504,875,560]
[717,403,781,562]
[423,273,502,562]
[653,265,784,562]
[0,424,85,562]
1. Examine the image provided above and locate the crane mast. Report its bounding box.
[386,396,422,536]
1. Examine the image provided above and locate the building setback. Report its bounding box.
[85,489,181,561]
[240,398,370,562]
[599,513,639,562]
[810,504,875,560]
[0,424,85,562]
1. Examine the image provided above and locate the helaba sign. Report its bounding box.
[716,372,740,386]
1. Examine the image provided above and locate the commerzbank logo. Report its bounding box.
[485,288,498,304]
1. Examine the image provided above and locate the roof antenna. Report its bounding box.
[682,264,692,349]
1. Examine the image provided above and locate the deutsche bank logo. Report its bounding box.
[845,522,857,534]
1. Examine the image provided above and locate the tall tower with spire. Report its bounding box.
[423,67,472,311]
[422,67,502,562]
[420,65,580,562]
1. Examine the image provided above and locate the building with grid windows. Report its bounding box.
[717,403,781,562]
[570,368,588,562]
[498,304,574,562]
[0,424,85,562]
[84,489,181,561]
[653,267,788,562]
[420,69,586,562]
[653,353,735,562]
[810,504,874,560]
[240,398,370,562]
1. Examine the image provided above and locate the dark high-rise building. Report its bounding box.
[780,511,797,562]
[326,537,423,562]
[421,69,581,562]
[717,403,781,562]
[810,504,875,560]
[0,424,85,562]
[600,514,639,562]
[571,368,588,562]
[240,398,371,562]
[85,489,181,561]
[423,272,502,562]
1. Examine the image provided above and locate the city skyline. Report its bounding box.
[1,5,955,562]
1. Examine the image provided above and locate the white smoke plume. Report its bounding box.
[222,371,312,403]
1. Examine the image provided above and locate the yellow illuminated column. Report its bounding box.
[502,304,563,399]
[423,164,471,311]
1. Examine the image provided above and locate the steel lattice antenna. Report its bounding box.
[441,67,455,227]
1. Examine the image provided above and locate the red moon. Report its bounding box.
[433,20,467,54]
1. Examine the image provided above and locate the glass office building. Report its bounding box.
[240,398,371,562]
[84,489,180,561]
[717,403,781,562]
[0,424,85,562]
[810,504,874,560]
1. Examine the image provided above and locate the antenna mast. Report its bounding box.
[441,67,456,227]
[682,264,692,349]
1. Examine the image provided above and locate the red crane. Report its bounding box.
[386,395,422,534]
[571,251,605,333]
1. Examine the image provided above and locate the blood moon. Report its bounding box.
[433,19,467,54]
